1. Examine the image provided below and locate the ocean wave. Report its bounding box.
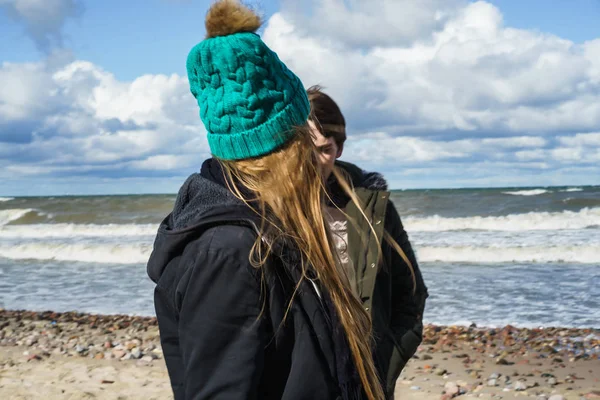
[0,223,157,239]
[412,229,599,248]
[502,189,551,196]
[0,209,38,226]
[1,241,598,265]
[561,188,584,192]
[0,242,152,264]
[0,197,14,202]
[404,207,600,232]
[417,245,600,264]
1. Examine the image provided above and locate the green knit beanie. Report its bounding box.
[186,1,310,161]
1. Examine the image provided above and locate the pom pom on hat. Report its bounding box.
[205,0,262,38]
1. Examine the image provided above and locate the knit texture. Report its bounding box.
[186,32,310,160]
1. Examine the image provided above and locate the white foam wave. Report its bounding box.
[412,229,600,248]
[0,209,36,226]
[0,197,14,202]
[405,207,600,232]
[561,188,583,192]
[0,242,152,264]
[1,241,598,265]
[502,189,550,196]
[0,223,157,239]
[417,245,600,264]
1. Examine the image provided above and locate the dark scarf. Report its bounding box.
[325,173,351,209]
[201,158,364,400]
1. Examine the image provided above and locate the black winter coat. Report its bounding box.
[147,164,350,400]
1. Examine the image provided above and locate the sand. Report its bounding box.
[1,310,598,399]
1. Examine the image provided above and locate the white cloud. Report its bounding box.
[344,133,552,165]
[344,133,466,163]
[557,132,600,147]
[0,58,208,179]
[515,149,546,161]
[281,0,464,48]
[480,137,547,148]
[0,62,57,121]
[264,0,600,136]
[129,154,196,171]
[513,133,600,165]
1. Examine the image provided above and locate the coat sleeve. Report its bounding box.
[385,201,428,367]
[176,226,267,400]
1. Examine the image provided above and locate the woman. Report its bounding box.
[307,86,428,399]
[147,1,383,399]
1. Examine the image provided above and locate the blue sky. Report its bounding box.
[1,0,600,195]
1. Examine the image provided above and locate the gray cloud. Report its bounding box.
[0,0,83,52]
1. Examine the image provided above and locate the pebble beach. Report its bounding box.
[0,309,598,400]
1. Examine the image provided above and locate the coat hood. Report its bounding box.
[147,159,258,283]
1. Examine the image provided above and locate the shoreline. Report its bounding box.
[1,309,598,399]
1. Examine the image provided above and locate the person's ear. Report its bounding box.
[336,143,344,159]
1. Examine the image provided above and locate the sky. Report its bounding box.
[0,0,599,195]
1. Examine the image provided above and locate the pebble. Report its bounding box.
[444,382,459,396]
[496,357,512,365]
[548,396,564,400]
[514,381,527,391]
[131,347,142,359]
[487,379,498,387]
[547,377,557,386]
[112,349,126,359]
[136,355,154,367]
[410,386,421,391]
[435,368,447,376]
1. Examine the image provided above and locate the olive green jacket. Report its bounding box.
[333,161,428,398]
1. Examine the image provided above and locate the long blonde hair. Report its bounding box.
[220,125,385,400]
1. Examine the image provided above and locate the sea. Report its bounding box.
[1,186,599,328]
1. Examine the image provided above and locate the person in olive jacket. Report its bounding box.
[147,1,387,400]
[308,86,429,398]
